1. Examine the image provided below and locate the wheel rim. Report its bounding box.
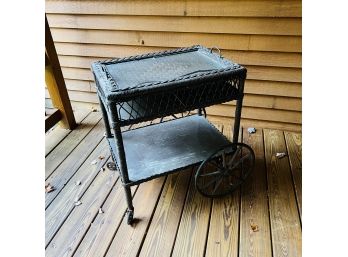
[195,143,255,198]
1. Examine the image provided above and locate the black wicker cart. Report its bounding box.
[91,45,255,225]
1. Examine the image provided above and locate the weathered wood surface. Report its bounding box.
[171,174,212,257]
[45,111,101,179]
[45,142,110,245]
[139,170,191,257]
[263,129,302,257]
[105,177,166,257]
[284,131,302,221]
[239,128,272,257]
[46,164,118,257]
[45,123,302,257]
[46,0,302,17]
[73,183,137,257]
[46,15,76,130]
[45,109,90,156]
[45,119,105,208]
[205,125,239,257]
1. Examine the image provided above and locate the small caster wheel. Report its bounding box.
[126,209,134,225]
[195,143,255,198]
[107,162,117,171]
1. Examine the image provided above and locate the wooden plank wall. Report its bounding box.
[45,0,302,131]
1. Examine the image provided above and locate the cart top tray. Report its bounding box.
[106,115,231,184]
[92,45,246,101]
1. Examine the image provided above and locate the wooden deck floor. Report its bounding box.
[45,110,302,257]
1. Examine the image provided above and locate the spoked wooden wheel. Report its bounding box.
[195,143,255,198]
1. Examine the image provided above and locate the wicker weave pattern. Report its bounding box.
[114,75,242,126]
[92,45,246,126]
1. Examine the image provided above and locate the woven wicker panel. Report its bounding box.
[115,76,241,126]
[106,51,230,90]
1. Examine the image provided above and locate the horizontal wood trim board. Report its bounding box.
[45,0,302,17]
[58,51,301,68]
[63,100,302,131]
[61,66,301,83]
[46,88,301,112]
[47,14,301,36]
[65,79,302,98]
[51,28,302,53]
[206,105,301,124]
[207,115,301,132]
[55,43,302,68]
[45,88,301,110]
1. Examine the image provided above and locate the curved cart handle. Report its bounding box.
[210,46,222,58]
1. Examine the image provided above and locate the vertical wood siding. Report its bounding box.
[45,0,302,131]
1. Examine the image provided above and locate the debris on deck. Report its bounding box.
[247,127,256,134]
[251,224,259,232]
[98,155,105,160]
[98,208,104,214]
[90,160,98,165]
[276,152,287,159]
[75,180,81,186]
[74,201,82,206]
[45,183,55,193]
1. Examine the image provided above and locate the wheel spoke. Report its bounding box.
[212,176,223,194]
[199,170,222,177]
[208,160,224,171]
[201,174,223,189]
[227,146,242,167]
[230,153,252,170]
[222,150,226,168]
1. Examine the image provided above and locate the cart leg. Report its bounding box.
[109,107,135,225]
[124,185,134,224]
[98,95,112,138]
[232,96,243,144]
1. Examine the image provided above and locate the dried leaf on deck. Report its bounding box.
[74,201,82,206]
[251,224,259,232]
[98,155,105,160]
[276,152,286,159]
[45,183,55,193]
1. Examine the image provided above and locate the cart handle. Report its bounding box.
[210,46,222,58]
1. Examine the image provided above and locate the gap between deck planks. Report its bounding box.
[46,121,302,257]
[45,118,106,208]
[264,129,302,257]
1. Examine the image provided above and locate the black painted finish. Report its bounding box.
[107,115,230,184]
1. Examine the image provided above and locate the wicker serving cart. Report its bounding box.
[91,45,255,225]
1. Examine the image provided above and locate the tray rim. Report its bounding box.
[91,45,246,101]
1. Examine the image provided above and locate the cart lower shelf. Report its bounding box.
[107,115,231,184]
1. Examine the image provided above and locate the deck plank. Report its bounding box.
[45,162,118,257]
[73,183,137,257]
[139,170,192,257]
[45,109,90,156]
[171,173,212,257]
[263,129,302,257]
[45,111,101,179]
[239,128,272,257]
[205,124,240,257]
[284,131,302,221]
[105,177,166,257]
[45,141,110,245]
[45,119,105,208]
